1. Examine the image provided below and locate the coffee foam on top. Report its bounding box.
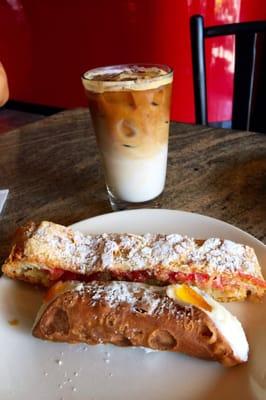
[82,65,173,92]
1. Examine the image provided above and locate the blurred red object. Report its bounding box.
[1,0,266,122]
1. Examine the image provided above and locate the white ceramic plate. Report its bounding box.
[0,209,265,400]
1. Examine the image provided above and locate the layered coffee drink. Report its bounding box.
[82,64,173,206]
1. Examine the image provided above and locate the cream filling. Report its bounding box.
[166,285,249,362]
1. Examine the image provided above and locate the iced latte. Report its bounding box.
[82,64,173,207]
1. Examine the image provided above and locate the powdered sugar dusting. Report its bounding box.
[101,240,119,268]
[70,281,187,318]
[25,222,260,278]
[192,238,257,274]
[89,281,162,315]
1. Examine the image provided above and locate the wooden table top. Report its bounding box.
[0,108,265,262]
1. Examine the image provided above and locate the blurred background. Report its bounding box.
[1,0,266,124]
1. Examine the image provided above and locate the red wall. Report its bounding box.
[1,0,266,122]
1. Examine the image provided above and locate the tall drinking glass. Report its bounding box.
[82,64,173,210]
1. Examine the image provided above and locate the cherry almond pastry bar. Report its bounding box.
[32,281,249,367]
[2,221,265,302]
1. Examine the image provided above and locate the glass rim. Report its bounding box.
[81,63,173,92]
[81,63,173,83]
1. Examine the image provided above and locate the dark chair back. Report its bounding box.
[190,15,266,130]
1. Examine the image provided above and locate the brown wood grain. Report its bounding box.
[0,109,44,134]
[0,108,265,263]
